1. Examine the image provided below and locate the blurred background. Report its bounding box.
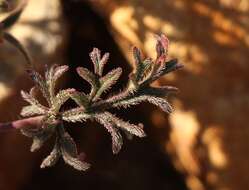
[0,0,248,190]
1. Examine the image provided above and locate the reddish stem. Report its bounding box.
[0,116,43,131]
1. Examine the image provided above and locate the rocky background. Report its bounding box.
[0,0,248,190]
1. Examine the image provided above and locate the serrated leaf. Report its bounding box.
[69,91,89,108]
[89,48,101,75]
[113,95,172,113]
[93,67,122,101]
[26,70,51,105]
[77,67,99,97]
[40,139,61,168]
[46,65,69,98]
[112,95,146,108]
[60,132,90,171]
[100,112,146,138]
[149,59,183,83]
[21,105,46,117]
[3,32,32,65]
[62,108,91,123]
[52,89,75,113]
[94,113,123,154]
[89,48,110,76]
[99,52,109,76]
[20,90,48,113]
[146,96,173,113]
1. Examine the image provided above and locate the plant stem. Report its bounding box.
[0,116,43,132]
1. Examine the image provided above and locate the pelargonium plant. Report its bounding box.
[0,0,183,172]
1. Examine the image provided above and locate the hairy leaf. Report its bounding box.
[142,86,178,97]
[146,96,173,113]
[69,91,89,108]
[89,48,101,75]
[21,105,46,117]
[99,52,109,76]
[20,90,48,113]
[40,139,61,168]
[52,89,75,113]
[113,95,172,113]
[21,127,53,152]
[77,67,99,96]
[46,65,69,98]
[94,113,123,154]
[132,47,152,83]
[26,70,51,105]
[100,112,146,138]
[155,34,169,59]
[60,132,90,171]
[62,108,91,123]
[93,67,122,101]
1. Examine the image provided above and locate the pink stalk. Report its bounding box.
[0,116,44,132]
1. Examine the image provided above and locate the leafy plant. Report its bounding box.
[14,34,183,171]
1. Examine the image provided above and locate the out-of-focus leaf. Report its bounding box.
[3,32,32,65]
[0,0,28,30]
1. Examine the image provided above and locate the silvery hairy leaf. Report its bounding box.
[94,113,123,154]
[60,132,90,171]
[93,67,122,101]
[40,138,61,168]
